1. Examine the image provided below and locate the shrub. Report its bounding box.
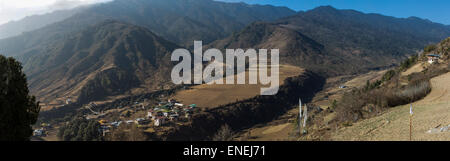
[424,44,437,52]
[399,55,418,71]
[385,80,431,107]
[212,124,234,141]
[382,70,396,82]
[335,91,366,122]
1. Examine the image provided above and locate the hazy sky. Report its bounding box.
[218,0,450,25]
[1,0,449,25]
[0,0,112,25]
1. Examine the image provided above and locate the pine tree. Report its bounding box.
[0,55,40,141]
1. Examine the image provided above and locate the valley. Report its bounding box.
[1,0,449,142]
[35,64,308,141]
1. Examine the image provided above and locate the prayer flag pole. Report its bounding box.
[409,104,413,141]
[299,98,302,136]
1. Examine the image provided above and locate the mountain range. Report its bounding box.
[0,1,450,104]
[0,0,295,53]
[23,20,180,103]
[212,6,450,76]
[0,0,295,103]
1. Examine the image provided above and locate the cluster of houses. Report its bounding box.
[33,123,51,137]
[147,99,197,126]
[96,99,198,136]
[33,128,46,137]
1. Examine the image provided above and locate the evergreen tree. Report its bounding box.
[0,55,40,141]
[57,117,103,141]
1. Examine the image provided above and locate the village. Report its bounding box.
[34,97,200,138]
[93,98,199,136]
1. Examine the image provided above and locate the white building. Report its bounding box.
[147,111,153,119]
[427,54,440,64]
[135,118,146,125]
[154,118,166,126]
[33,128,44,136]
[66,99,72,105]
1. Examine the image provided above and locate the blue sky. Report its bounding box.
[218,0,450,25]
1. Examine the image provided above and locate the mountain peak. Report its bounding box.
[311,5,338,12]
[304,5,342,16]
[315,5,337,10]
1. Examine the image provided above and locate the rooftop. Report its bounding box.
[427,54,441,57]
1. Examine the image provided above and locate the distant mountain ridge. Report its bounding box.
[290,6,450,42]
[0,7,85,40]
[0,0,295,55]
[211,6,450,76]
[87,0,295,46]
[210,22,350,76]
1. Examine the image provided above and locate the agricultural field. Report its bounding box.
[173,65,304,109]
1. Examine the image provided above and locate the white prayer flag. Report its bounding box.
[410,104,413,115]
[299,98,302,128]
[303,104,307,128]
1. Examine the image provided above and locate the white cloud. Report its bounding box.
[0,0,113,25]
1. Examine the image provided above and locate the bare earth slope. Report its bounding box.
[401,63,425,76]
[332,72,450,141]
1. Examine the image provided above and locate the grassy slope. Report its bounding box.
[331,71,450,141]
